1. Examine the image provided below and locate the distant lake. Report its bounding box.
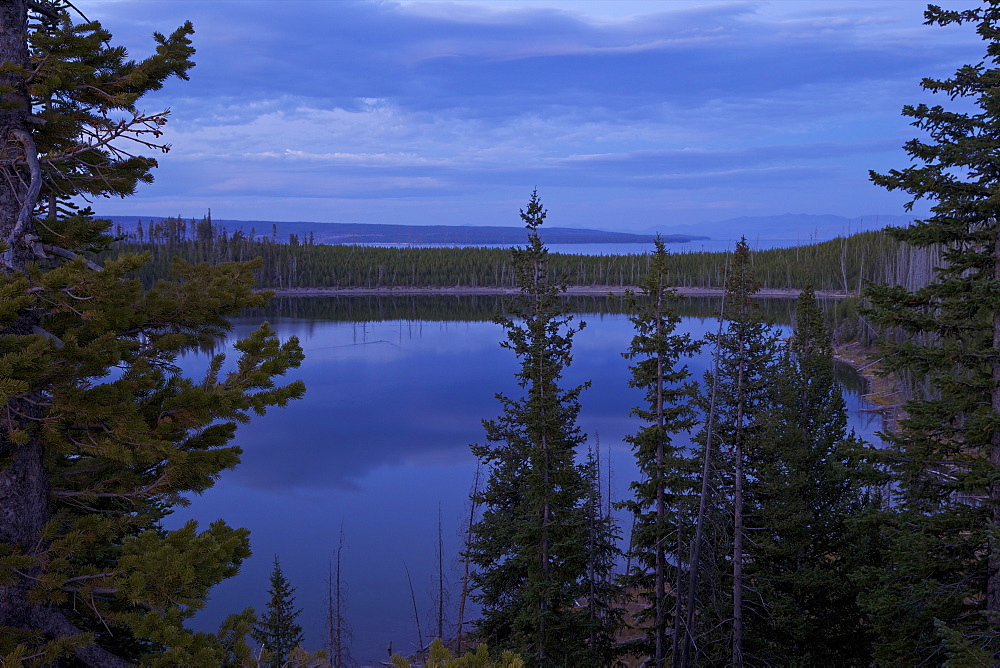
[166,296,883,666]
[353,238,811,256]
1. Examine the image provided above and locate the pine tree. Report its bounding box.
[467,191,620,666]
[254,556,305,667]
[683,238,780,666]
[860,2,1000,662]
[619,237,702,666]
[0,3,306,664]
[744,285,875,665]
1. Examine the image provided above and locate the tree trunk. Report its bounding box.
[732,334,746,668]
[683,309,726,667]
[654,292,666,668]
[0,0,45,637]
[456,463,481,656]
[989,231,1000,660]
[0,9,130,666]
[0,0,32,272]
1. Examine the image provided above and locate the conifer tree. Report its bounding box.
[467,191,620,666]
[861,2,1000,662]
[0,3,306,664]
[683,238,780,666]
[254,556,305,667]
[744,285,875,664]
[619,238,702,667]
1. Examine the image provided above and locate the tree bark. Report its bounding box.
[732,325,746,668]
[654,290,665,668]
[0,7,118,665]
[989,231,1000,661]
[0,0,46,636]
[683,305,726,667]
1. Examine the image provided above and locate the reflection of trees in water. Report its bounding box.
[833,360,866,397]
[244,294,632,322]
[242,294,829,325]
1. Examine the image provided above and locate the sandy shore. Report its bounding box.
[264,285,852,299]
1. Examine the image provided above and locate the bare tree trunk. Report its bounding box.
[682,301,726,667]
[456,462,481,655]
[671,521,684,668]
[405,563,424,660]
[654,291,666,668]
[436,504,445,642]
[327,524,349,668]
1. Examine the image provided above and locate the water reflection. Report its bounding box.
[168,296,880,665]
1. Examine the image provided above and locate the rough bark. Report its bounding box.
[990,232,1000,643]
[0,0,46,638]
[0,0,32,273]
[0,6,121,665]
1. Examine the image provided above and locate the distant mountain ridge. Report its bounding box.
[103,215,707,245]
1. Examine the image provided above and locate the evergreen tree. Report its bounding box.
[744,285,876,665]
[467,191,620,666]
[619,237,702,666]
[254,556,305,667]
[861,2,1000,662]
[683,238,780,666]
[0,3,306,664]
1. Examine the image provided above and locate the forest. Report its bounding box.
[105,217,927,294]
[1,0,1000,667]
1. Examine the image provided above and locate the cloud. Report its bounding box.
[85,0,980,228]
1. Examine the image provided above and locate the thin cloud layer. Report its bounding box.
[85,0,979,231]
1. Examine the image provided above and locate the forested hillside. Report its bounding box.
[106,216,935,293]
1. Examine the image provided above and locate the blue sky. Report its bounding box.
[86,0,981,233]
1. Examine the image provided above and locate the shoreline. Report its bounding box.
[263,285,853,299]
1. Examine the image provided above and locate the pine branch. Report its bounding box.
[40,243,104,271]
[2,129,42,269]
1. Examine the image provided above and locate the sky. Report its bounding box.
[83,0,984,234]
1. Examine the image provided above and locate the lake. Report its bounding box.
[356,238,809,256]
[166,295,883,666]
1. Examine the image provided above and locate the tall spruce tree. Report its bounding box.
[619,237,702,667]
[467,191,619,666]
[0,3,306,664]
[861,2,1000,662]
[744,285,875,665]
[683,238,780,666]
[253,556,305,667]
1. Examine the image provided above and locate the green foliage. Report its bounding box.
[0,3,306,664]
[466,192,621,666]
[391,639,525,667]
[683,239,782,665]
[106,217,909,293]
[253,557,305,668]
[860,2,1000,662]
[743,286,878,665]
[618,237,702,665]
[26,4,194,208]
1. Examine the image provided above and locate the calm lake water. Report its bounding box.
[166,296,883,666]
[357,238,807,256]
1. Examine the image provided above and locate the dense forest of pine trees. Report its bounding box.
[6,0,1000,665]
[106,216,931,294]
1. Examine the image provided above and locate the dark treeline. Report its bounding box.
[107,215,925,293]
[239,293,835,326]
